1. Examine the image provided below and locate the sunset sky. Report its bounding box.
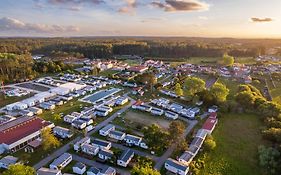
[1,0,281,38]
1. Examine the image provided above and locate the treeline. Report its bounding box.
[0,53,73,83]
[235,84,281,174]
[0,38,269,58]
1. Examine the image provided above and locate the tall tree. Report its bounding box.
[210,82,230,103]
[175,83,183,96]
[168,121,185,143]
[131,163,161,175]
[183,77,206,99]
[258,145,281,175]
[219,53,234,66]
[41,127,61,151]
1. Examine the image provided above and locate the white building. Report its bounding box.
[108,130,126,141]
[99,124,115,136]
[73,137,91,151]
[53,126,73,139]
[0,156,18,169]
[165,111,178,120]
[49,153,72,170]
[117,149,134,167]
[165,158,189,175]
[72,162,87,175]
[81,143,99,156]
[124,134,142,146]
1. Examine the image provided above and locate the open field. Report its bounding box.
[16,82,50,91]
[269,81,281,104]
[113,109,172,130]
[198,113,265,175]
[0,92,34,108]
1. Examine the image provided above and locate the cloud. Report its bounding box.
[0,17,79,34]
[140,17,166,23]
[47,0,104,5]
[198,16,208,20]
[151,0,209,12]
[251,17,273,23]
[118,0,137,14]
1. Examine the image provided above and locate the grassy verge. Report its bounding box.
[197,113,266,175]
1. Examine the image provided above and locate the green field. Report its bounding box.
[198,113,265,175]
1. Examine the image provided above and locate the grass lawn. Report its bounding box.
[269,81,281,105]
[38,99,92,127]
[198,113,266,175]
[113,109,172,130]
[0,92,34,108]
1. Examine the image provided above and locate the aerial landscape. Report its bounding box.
[1,0,281,175]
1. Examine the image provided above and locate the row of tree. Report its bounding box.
[235,84,281,174]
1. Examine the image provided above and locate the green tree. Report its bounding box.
[258,145,281,175]
[183,77,205,99]
[203,135,216,151]
[131,163,161,175]
[2,164,35,175]
[41,127,61,151]
[53,114,61,122]
[168,121,185,143]
[219,53,234,66]
[210,82,229,103]
[175,83,183,96]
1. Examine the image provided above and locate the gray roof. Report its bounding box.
[190,137,204,147]
[37,168,61,175]
[50,153,72,167]
[124,134,142,142]
[109,130,125,137]
[73,162,86,169]
[87,167,100,174]
[165,158,188,172]
[100,167,116,174]
[0,156,18,165]
[100,124,115,132]
[119,149,134,162]
[93,139,111,147]
[99,149,114,158]
[179,151,194,162]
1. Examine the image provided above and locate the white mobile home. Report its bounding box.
[99,124,115,136]
[49,153,72,170]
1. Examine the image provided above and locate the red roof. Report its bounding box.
[0,117,52,145]
[209,112,217,119]
[133,101,143,106]
[202,118,218,132]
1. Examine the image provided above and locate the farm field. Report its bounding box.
[198,113,265,175]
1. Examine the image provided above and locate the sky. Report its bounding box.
[0,0,281,38]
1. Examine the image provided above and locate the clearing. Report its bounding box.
[198,113,265,175]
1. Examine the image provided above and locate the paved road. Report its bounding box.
[72,154,130,175]
[33,136,82,170]
[33,93,135,170]
[154,119,198,170]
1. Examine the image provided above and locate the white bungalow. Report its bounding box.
[117,149,134,167]
[165,111,178,120]
[73,137,91,151]
[150,107,164,116]
[0,156,18,169]
[98,149,114,161]
[72,162,86,175]
[53,126,73,139]
[49,153,72,170]
[81,143,99,156]
[99,124,115,136]
[115,97,129,106]
[63,114,78,124]
[92,139,111,150]
[71,119,87,130]
[165,158,189,175]
[108,130,126,141]
[124,134,142,146]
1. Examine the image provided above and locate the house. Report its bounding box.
[127,65,148,73]
[53,126,73,139]
[208,105,218,113]
[202,117,218,134]
[0,156,18,169]
[195,129,208,140]
[79,117,94,125]
[0,115,15,125]
[87,167,100,175]
[123,82,137,88]
[0,117,54,154]
[150,107,164,116]
[24,139,41,153]
[19,110,34,117]
[169,103,184,112]
[124,134,142,146]
[108,130,126,141]
[165,158,189,175]
[92,139,111,150]
[81,143,99,156]
[6,102,28,111]
[117,149,134,167]
[37,167,62,175]
[63,114,78,124]
[39,102,55,110]
[71,119,87,130]
[131,101,143,109]
[49,153,72,170]
[115,97,128,106]
[28,107,43,115]
[73,137,91,151]
[140,141,148,149]
[98,167,116,175]
[135,104,152,112]
[94,109,109,117]
[165,111,178,120]
[178,151,194,165]
[99,124,115,136]
[72,162,86,175]
[98,149,114,161]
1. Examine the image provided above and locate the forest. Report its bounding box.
[0,37,275,58]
